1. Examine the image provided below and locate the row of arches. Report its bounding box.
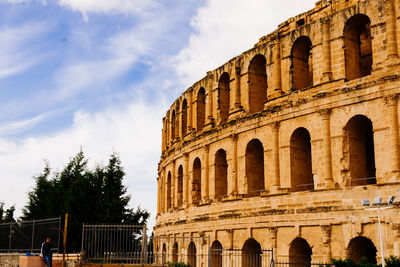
[165,14,373,146]
[163,115,376,209]
[160,236,377,266]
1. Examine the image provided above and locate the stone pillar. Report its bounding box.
[230,134,238,195]
[163,167,167,213]
[391,223,400,256]
[205,72,215,129]
[268,227,278,260]
[166,113,170,148]
[162,118,166,152]
[157,176,161,215]
[228,60,243,121]
[172,160,177,209]
[203,145,210,201]
[386,94,400,180]
[319,109,335,189]
[321,225,332,263]
[271,34,283,97]
[321,17,333,82]
[385,0,399,62]
[227,230,233,249]
[183,153,189,207]
[177,107,182,140]
[271,122,281,192]
[187,89,193,133]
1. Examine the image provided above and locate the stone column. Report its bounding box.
[161,118,166,152]
[268,227,278,260]
[203,145,210,201]
[172,160,177,209]
[321,17,333,82]
[205,72,215,128]
[386,94,400,179]
[230,134,238,195]
[187,89,193,133]
[157,176,161,215]
[228,59,243,121]
[166,113,170,148]
[183,153,189,207]
[272,34,283,97]
[271,122,281,192]
[385,0,399,62]
[163,167,167,213]
[319,109,335,189]
[321,225,332,263]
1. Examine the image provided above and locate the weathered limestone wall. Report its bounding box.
[156,0,400,264]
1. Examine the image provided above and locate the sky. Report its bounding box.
[0,0,317,231]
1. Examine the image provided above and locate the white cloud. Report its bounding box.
[173,0,316,87]
[58,0,158,21]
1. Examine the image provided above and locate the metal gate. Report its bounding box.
[210,248,274,267]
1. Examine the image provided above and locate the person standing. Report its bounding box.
[41,236,52,267]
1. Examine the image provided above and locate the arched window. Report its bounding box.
[214,149,228,199]
[245,139,265,195]
[192,158,202,204]
[289,238,312,264]
[218,72,230,124]
[171,110,176,140]
[290,128,313,192]
[167,171,172,210]
[248,55,267,114]
[181,99,188,136]
[347,236,377,264]
[242,238,261,267]
[188,241,197,267]
[197,88,206,131]
[343,115,376,185]
[177,165,183,207]
[291,36,313,90]
[172,242,178,263]
[162,243,167,263]
[211,240,223,267]
[344,14,372,80]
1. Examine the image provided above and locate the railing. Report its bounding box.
[349,177,377,186]
[275,262,335,267]
[0,217,61,253]
[295,183,315,191]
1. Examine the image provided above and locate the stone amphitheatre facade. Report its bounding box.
[154,0,400,265]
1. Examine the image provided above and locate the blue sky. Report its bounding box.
[0,0,316,229]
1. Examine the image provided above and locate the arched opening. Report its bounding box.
[162,243,167,263]
[344,14,372,80]
[215,149,228,199]
[248,54,267,114]
[197,87,206,131]
[291,36,313,91]
[167,171,172,210]
[181,99,188,137]
[290,128,313,192]
[347,236,377,264]
[171,110,176,140]
[192,158,202,204]
[211,240,223,267]
[245,139,265,195]
[177,165,183,207]
[218,72,230,124]
[242,238,262,267]
[343,115,376,185]
[172,242,178,263]
[188,241,197,267]
[289,238,312,264]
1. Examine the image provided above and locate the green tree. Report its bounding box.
[0,202,15,223]
[22,150,150,252]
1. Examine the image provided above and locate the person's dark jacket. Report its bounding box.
[41,241,52,257]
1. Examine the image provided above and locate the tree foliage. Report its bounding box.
[22,151,150,252]
[0,202,15,223]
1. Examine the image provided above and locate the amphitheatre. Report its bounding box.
[154,0,400,265]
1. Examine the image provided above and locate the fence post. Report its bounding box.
[31,219,35,254]
[142,226,147,263]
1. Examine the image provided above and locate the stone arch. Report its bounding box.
[245,139,265,195]
[347,236,377,264]
[188,241,197,267]
[291,36,313,91]
[167,171,172,210]
[344,14,372,81]
[342,115,376,186]
[218,72,230,124]
[290,127,313,192]
[192,158,202,204]
[171,110,176,140]
[162,243,167,263]
[197,87,206,131]
[242,238,262,267]
[181,99,188,136]
[248,54,267,114]
[214,149,228,199]
[289,237,312,264]
[172,242,178,263]
[211,240,223,267]
[177,165,183,207]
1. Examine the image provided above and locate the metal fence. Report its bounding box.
[81,224,149,264]
[275,262,336,267]
[0,217,61,253]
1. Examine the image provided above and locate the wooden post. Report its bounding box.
[62,213,68,267]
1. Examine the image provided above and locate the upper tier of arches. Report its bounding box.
[162,0,398,153]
